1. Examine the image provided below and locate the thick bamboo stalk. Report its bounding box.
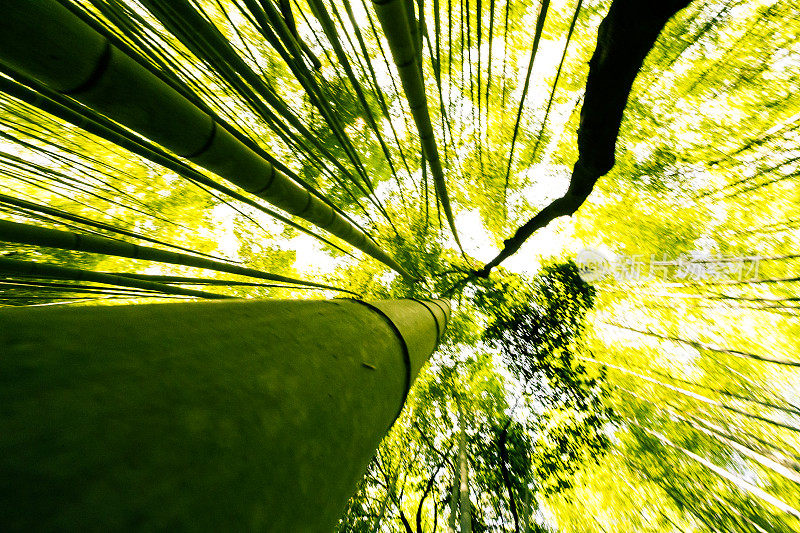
[0,297,449,530]
[0,75,352,256]
[0,218,352,294]
[371,0,462,246]
[0,0,409,277]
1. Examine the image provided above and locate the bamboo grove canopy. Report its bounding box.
[0,0,799,531]
[0,0,692,293]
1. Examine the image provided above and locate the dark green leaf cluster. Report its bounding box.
[477,262,616,494]
[479,262,596,404]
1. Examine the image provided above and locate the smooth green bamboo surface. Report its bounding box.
[0,298,449,531]
[0,0,410,277]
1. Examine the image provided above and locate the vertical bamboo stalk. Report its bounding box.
[449,463,460,532]
[457,402,472,533]
[0,298,449,530]
[371,0,462,246]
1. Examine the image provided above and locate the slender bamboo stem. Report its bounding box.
[0,192,228,261]
[0,0,410,277]
[0,74,353,256]
[371,0,463,248]
[0,219,354,294]
[0,256,229,299]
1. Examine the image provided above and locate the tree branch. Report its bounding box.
[413,421,454,464]
[477,0,693,276]
[399,509,415,533]
[415,453,450,533]
[432,495,440,533]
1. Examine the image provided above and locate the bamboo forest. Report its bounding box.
[1,0,799,531]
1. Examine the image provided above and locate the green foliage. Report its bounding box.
[2,0,800,530]
[479,262,614,493]
[480,263,596,402]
